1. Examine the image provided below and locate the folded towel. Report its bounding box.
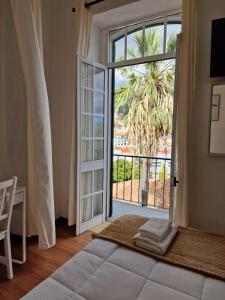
[133,225,178,255]
[138,218,172,242]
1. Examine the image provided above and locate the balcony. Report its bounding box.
[111,154,171,220]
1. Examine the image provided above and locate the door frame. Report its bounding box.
[106,52,180,221]
[106,68,114,218]
[169,34,181,221]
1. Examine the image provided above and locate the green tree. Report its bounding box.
[113,159,132,183]
[115,30,175,204]
[159,163,168,182]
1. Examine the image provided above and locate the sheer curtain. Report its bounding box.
[174,0,198,226]
[68,0,92,225]
[11,0,56,248]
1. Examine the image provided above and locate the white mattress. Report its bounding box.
[22,238,225,300]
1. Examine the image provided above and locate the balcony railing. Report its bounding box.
[112,154,171,210]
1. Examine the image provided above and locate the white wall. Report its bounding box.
[87,21,102,62]
[42,0,75,218]
[189,0,225,235]
[0,0,27,186]
[87,19,108,66]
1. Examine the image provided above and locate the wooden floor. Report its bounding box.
[0,219,92,300]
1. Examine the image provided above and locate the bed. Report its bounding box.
[22,238,225,300]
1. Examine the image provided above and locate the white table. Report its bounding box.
[11,186,26,264]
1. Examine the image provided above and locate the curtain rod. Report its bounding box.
[85,0,105,8]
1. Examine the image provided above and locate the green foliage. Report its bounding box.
[159,163,168,182]
[133,165,142,180]
[113,159,132,183]
[113,159,144,182]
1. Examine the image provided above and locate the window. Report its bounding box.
[109,13,181,65]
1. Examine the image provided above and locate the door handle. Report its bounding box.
[172,176,179,187]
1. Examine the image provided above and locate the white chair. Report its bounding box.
[0,177,17,279]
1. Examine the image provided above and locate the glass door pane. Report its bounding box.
[94,67,105,91]
[82,115,93,138]
[94,116,104,137]
[94,169,103,192]
[82,140,93,162]
[93,193,103,217]
[82,63,93,88]
[94,92,104,114]
[82,197,92,222]
[82,90,93,113]
[82,172,92,196]
[94,140,104,160]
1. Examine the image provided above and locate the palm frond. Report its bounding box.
[114,30,175,156]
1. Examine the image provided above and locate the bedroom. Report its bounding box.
[0,0,225,299]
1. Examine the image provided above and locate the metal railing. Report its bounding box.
[112,154,171,210]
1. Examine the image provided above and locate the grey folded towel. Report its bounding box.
[133,225,178,255]
[139,218,172,242]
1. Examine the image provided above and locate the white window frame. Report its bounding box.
[107,11,181,69]
[106,11,182,219]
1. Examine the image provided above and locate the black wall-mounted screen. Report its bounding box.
[210,18,225,78]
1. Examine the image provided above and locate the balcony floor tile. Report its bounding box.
[109,200,169,221]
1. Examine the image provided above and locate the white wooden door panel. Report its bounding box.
[76,58,107,235]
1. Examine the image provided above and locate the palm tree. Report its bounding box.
[114,29,176,205]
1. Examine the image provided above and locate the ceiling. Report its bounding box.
[92,0,182,29]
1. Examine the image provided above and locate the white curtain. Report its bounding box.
[174,0,198,226]
[31,0,43,61]
[68,0,92,225]
[11,0,56,248]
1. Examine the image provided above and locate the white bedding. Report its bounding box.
[22,238,225,300]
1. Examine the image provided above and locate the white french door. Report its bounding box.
[76,57,108,235]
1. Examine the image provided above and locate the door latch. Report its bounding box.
[171,176,179,187]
